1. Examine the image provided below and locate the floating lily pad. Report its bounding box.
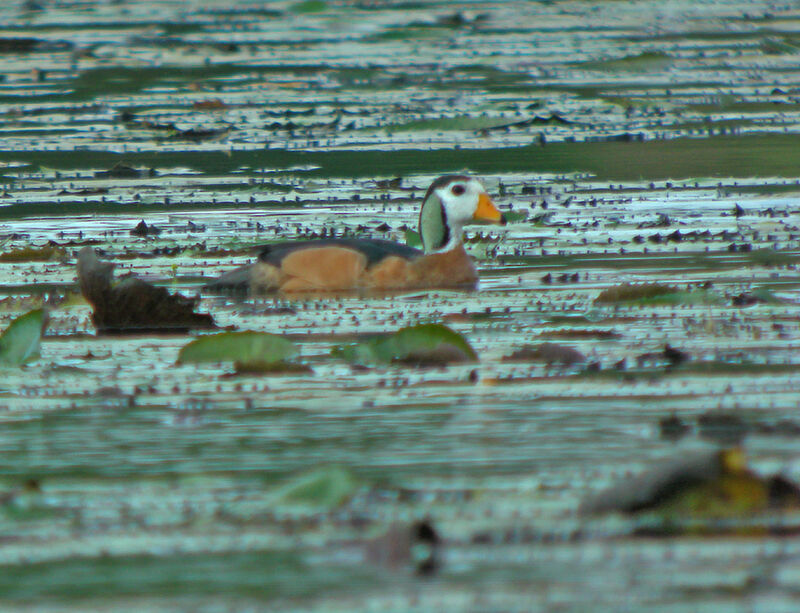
[594,283,677,303]
[594,283,721,305]
[334,323,477,366]
[177,331,300,372]
[291,0,327,13]
[581,51,672,73]
[501,209,528,223]
[577,360,800,382]
[0,309,47,367]
[743,249,800,267]
[389,116,510,133]
[539,329,621,340]
[0,245,64,262]
[272,465,360,508]
[404,228,422,249]
[502,342,586,365]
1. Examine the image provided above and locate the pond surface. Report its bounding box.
[1,0,800,611]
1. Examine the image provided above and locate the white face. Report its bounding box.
[434,177,486,225]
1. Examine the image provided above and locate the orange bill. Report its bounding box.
[473,192,507,225]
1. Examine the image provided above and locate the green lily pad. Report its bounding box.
[0,309,48,367]
[291,0,327,13]
[502,342,586,365]
[581,51,672,73]
[502,209,528,223]
[272,465,360,508]
[334,323,477,366]
[594,283,722,306]
[640,290,722,306]
[177,331,300,372]
[388,116,510,133]
[744,249,799,267]
[404,228,422,249]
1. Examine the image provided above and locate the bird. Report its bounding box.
[205,174,506,294]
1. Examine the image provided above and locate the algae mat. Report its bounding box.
[1,0,800,611]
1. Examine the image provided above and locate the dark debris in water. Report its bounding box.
[76,247,215,334]
[364,519,440,576]
[698,411,748,446]
[130,220,162,237]
[94,162,156,179]
[658,413,691,442]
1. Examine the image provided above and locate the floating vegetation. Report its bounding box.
[594,283,722,306]
[403,229,422,249]
[334,323,477,366]
[580,51,673,73]
[94,162,155,179]
[271,465,361,509]
[177,331,303,373]
[0,244,64,262]
[0,308,47,366]
[502,342,587,365]
[594,283,681,304]
[538,329,621,340]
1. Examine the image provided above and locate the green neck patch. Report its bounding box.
[418,192,450,253]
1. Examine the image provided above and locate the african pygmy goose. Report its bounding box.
[206,175,506,294]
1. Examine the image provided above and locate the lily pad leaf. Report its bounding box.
[404,228,422,249]
[502,209,528,223]
[0,309,48,367]
[292,0,327,13]
[502,342,586,365]
[594,283,722,306]
[272,465,360,508]
[334,323,477,366]
[594,283,677,304]
[582,51,672,73]
[177,331,299,371]
[0,245,64,262]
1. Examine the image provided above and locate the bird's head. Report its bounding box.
[419,175,506,253]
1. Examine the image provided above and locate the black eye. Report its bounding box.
[451,184,465,196]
